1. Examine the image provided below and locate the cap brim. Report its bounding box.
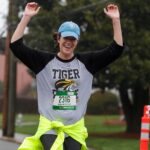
[61,31,79,40]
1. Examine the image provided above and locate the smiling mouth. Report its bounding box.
[64,43,73,49]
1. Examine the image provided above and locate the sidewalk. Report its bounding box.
[0,140,19,150]
[0,130,28,150]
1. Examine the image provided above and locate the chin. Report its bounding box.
[64,52,73,57]
[64,49,73,55]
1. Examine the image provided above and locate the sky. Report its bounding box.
[0,0,8,37]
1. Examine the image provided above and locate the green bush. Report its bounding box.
[87,90,119,115]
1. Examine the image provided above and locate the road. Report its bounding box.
[0,140,19,150]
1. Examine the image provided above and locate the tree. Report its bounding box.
[2,0,19,137]
[109,0,150,133]
[96,0,150,133]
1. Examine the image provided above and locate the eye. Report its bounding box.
[64,37,76,41]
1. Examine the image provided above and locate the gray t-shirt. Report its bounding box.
[10,38,124,128]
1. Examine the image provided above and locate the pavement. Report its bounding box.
[0,130,29,150]
[0,140,19,150]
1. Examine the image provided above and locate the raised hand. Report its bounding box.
[104,4,120,19]
[24,2,41,17]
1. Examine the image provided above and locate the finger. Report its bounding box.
[107,3,118,10]
[28,2,38,8]
[114,5,118,10]
[28,2,38,5]
[106,4,113,8]
[35,6,41,13]
[103,8,108,15]
[34,4,40,10]
[108,5,114,10]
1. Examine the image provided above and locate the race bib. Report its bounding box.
[52,91,77,110]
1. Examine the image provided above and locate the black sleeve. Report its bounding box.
[77,41,124,75]
[9,38,55,74]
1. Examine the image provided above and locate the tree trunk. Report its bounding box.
[119,83,149,134]
[131,85,149,133]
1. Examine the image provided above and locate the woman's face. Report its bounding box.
[58,36,78,59]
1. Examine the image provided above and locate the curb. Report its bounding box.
[0,130,29,144]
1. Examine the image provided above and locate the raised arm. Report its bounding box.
[104,4,123,46]
[11,2,40,43]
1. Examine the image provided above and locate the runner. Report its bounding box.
[10,2,124,150]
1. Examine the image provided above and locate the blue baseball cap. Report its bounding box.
[58,21,80,40]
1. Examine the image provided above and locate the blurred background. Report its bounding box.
[0,0,150,150]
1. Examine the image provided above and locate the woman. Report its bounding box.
[10,2,124,150]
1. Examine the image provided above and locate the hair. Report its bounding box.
[53,32,61,51]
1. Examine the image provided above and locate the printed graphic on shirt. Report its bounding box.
[52,79,78,110]
[52,69,80,79]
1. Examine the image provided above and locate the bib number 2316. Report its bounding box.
[52,91,77,110]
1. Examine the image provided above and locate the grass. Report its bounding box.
[85,115,125,133]
[85,115,139,150]
[0,114,140,150]
[87,137,139,150]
